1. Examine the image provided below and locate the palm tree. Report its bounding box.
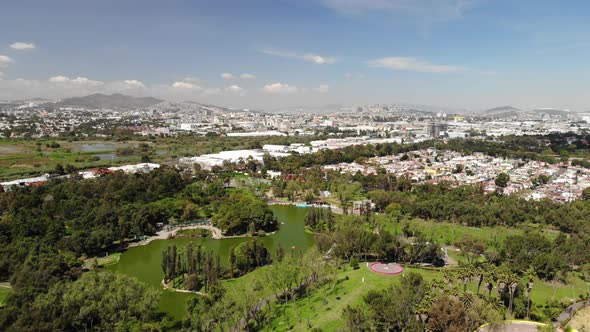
[525,280,534,319]
[525,268,535,319]
[508,281,518,317]
[475,266,485,295]
[485,279,494,299]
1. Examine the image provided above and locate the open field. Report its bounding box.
[262,266,440,331]
[222,265,277,299]
[0,139,147,180]
[261,264,588,331]
[379,217,559,247]
[0,135,326,180]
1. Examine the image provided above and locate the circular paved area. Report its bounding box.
[369,262,404,275]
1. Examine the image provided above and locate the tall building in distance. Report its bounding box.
[428,120,448,138]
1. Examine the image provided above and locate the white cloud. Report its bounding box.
[262,82,298,94]
[49,75,104,86]
[240,73,256,80]
[259,48,336,65]
[71,77,103,86]
[303,54,336,65]
[0,55,14,68]
[48,76,69,83]
[315,84,330,93]
[367,57,467,73]
[221,72,236,79]
[0,71,4,79]
[123,80,146,88]
[172,81,201,89]
[0,76,165,101]
[225,84,246,96]
[9,42,36,51]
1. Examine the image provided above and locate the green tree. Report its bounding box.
[495,172,510,188]
[426,296,467,332]
[13,272,162,331]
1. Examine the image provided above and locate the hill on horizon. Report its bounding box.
[50,93,163,110]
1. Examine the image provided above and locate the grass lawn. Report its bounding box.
[0,287,12,307]
[527,277,587,304]
[260,263,588,332]
[97,252,121,267]
[222,265,276,299]
[378,217,558,248]
[261,265,441,331]
[446,247,465,263]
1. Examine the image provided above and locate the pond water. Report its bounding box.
[78,143,119,152]
[94,153,120,160]
[106,205,313,322]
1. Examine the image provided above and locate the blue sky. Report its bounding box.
[1,0,590,110]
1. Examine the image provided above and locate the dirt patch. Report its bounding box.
[569,306,590,331]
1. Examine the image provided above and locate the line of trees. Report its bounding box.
[161,244,224,292]
[305,207,335,232]
[229,239,271,277]
[316,219,445,266]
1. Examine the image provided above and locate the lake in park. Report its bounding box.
[106,205,314,322]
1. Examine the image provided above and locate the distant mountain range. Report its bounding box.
[48,93,163,110]
[530,108,571,116]
[481,105,572,118]
[482,105,521,117]
[4,92,582,118]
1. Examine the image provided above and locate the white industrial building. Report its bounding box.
[108,163,161,174]
[0,174,51,191]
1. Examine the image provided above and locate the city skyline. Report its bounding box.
[1,0,590,111]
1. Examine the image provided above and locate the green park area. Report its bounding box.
[3,136,590,331]
[0,287,12,307]
[97,252,121,267]
[261,264,588,331]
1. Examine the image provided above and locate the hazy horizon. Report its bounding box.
[2,0,590,111]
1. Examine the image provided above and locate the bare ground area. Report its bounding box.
[569,306,590,331]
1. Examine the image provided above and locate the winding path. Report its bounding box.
[555,299,589,327]
[161,279,208,297]
[127,224,223,248]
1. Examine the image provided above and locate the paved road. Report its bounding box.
[479,321,545,332]
[555,300,588,326]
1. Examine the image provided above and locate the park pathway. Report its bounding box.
[161,279,208,297]
[127,224,223,248]
[555,299,588,327]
